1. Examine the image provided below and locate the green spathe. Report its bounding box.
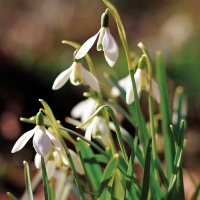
[36,111,44,126]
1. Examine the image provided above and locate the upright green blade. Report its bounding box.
[23,161,34,200]
[41,156,50,200]
[141,138,152,200]
[77,138,103,192]
[156,51,175,180]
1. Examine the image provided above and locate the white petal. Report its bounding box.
[59,148,69,166]
[97,27,105,51]
[104,54,115,67]
[46,160,56,180]
[45,130,62,150]
[152,79,160,103]
[75,31,100,59]
[33,129,51,156]
[119,75,131,89]
[126,83,134,104]
[52,63,74,90]
[69,149,84,175]
[98,118,109,147]
[81,66,100,91]
[111,75,130,97]
[102,28,118,67]
[134,69,141,90]
[71,100,87,118]
[11,127,36,153]
[34,153,42,169]
[85,122,93,142]
[71,98,96,123]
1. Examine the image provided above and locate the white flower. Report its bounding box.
[52,61,100,91]
[11,125,62,156]
[111,69,160,105]
[75,27,118,67]
[71,98,123,124]
[71,98,97,123]
[34,148,84,179]
[85,116,109,147]
[11,112,62,156]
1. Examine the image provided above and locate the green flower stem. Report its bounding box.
[60,126,111,160]
[103,0,148,154]
[148,96,159,182]
[139,43,159,181]
[59,136,86,200]
[105,106,129,163]
[156,52,175,180]
[62,39,116,155]
[49,178,55,200]
[23,161,34,200]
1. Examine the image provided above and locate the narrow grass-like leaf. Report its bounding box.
[191,184,200,200]
[77,144,96,200]
[166,120,185,200]
[77,138,103,193]
[23,161,34,200]
[99,154,119,199]
[41,156,50,200]
[7,192,18,200]
[172,86,187,131]
[109,122,134,148]
[141,138,152,200]
[156,51,175,180]
[166,149,183,200]
[39,99,58,130]
[77,105,128,163]
[125,134,140,200]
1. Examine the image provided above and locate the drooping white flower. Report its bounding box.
[85,116,109,147]
[11,112,62,156]
[34,148,84,179]
[71,98,123,125]
[75,13,118,67]
[71,98,97,123]
[52,61,100,91]
[111,69,160,105]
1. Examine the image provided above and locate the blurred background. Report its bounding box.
[0,0,200,199]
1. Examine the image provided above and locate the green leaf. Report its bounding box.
[166,121,185,200]
[109,122,134,148]
[41,156,50,200]
[98,154,119,199]
[7,192,18,200]
[39,99,58,130]
[125,135,140,200]
[172,86,187,131]
[77,105,128,163]
[141,138,152,200]
[23,161,34,200]
[156,51,175,180]
[77,138,103,193]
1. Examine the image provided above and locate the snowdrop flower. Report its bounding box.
[71,97,123,124]
[34,148,84,179]
[85,116,109,147]
[71,98,97,123]
[75,12,118,67]
[52,60,100,91]
[111,69,160,105]
[11,111,61,156]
